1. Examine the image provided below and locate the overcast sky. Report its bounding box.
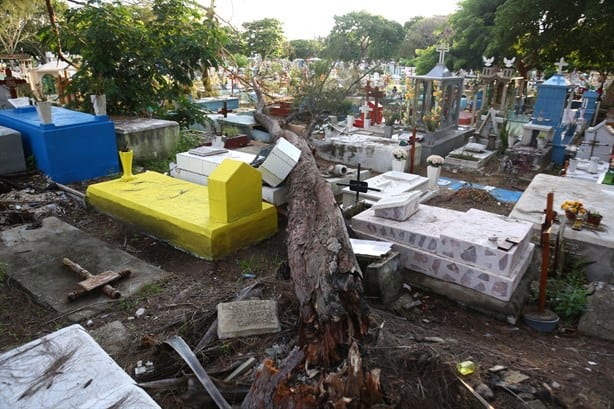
[212,0,460,40]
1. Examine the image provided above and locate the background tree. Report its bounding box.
[449,0,504,70]
[324,11,403,62]
[398,16,448,63]
[492,0,613,78]
[44,0,225,117]
[565,0,614,78]
[0,0,55,61]
[241,18,285,59]
[287,39,324,60]
[221,25,246,56]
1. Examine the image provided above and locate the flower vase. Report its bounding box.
[119,150,135,181]
[586,213,602,227]
[565,210,576,222]
[392,159,406,172]
[384,125,393,139]
[35,101,53,125]
[427,165,441,189]
[91,94,107,116]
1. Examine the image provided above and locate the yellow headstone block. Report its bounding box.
[209,159,262,223]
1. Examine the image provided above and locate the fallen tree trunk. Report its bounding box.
[240,87,378,407]
[254,101,369,366]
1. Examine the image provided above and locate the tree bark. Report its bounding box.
[254,103,369,367]
[241,87,378,408]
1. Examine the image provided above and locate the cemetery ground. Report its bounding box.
[1,161,613,409]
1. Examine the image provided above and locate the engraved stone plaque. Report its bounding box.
[217,300,281,339]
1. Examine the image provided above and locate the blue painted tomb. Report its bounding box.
[0,106,119,183]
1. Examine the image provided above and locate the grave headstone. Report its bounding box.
[217,300,281,339]
[577,282,614,341]
[0,125,26,174]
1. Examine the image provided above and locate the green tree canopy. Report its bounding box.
[324,11,404,62]
[241,18,285,58]
[44,0,226,116]
[449,0,505,70]
[399,16,449,61]
[0,0,56,61]
[492,0,613,76]
[288,39,324,60]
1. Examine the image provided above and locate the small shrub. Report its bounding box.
[532,254,589,323]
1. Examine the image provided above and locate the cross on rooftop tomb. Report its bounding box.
[436,43,449,65]
[554,57,568,74]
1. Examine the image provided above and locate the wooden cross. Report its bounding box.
[0,68,27,98]
[63,257,131,301]
[436,43,449,65]
[554,57,568,74]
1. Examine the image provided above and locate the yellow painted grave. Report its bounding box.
[86,159,277,260]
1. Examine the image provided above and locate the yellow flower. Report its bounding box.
[561,200,586,214]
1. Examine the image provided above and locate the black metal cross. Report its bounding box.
[336,164,381,207]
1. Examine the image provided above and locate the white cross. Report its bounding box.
[554,57,568,74]
[359,103,371,117]
[436,43,449,65]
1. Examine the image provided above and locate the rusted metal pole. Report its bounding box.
[538,192,554,313]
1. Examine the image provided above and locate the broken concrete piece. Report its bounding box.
[259,137,301,187]
[89,320,130,357]
[488,364,507,373]
[503,370,529,384]
[363,251,402,304]
[372,191,422,221]
[217,300,281,339]
[577,282,614,341]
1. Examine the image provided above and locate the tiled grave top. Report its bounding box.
[188,146,228,157]
[444,208,532,250]
[352,205,533,277]
[367,172,426,194]
[341,171,429,207]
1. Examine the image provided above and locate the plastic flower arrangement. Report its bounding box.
[560,200,586,215]
[392,147,408,161]
[422,81,443,131]
[426,154,445,167]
